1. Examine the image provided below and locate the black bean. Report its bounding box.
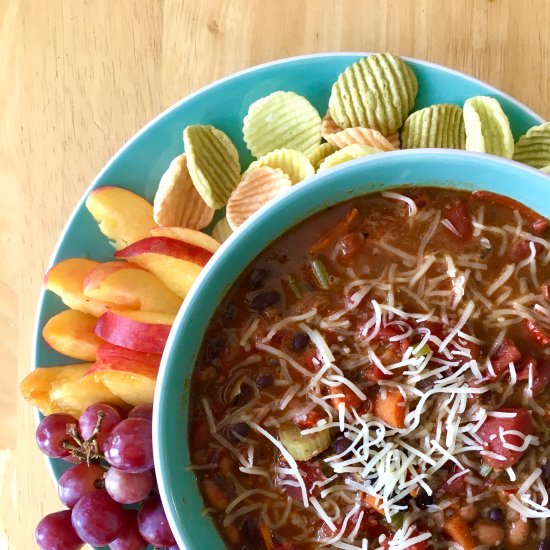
[230,384,253,407]
[221,302,238,321]
[333,435,351,455]
[231,422,250,438]
[538,538,550,550]
[249,267,267,289]
[241,516,259,543]
[542,460,550,479]
[414,491,434,510]
[255,374,273,389]
[361,232,369,239]
[205,335,225,360]
[292,332,310,351]
[249,290,280,311]
[488,506,504,522]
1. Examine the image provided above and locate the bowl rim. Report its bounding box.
[154,148,550,550]
[29,51,545,528]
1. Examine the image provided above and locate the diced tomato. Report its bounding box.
[319,507,385,540]
[524,318,550,347]
[489,339,521,379]
[330,384,363,410]
[517,357,550,396]
[508,238,543,262]
[337,232,367,264]
[324,330,339,346]
[382,527,429,550]
[270,328,294,347]
[293,409,322,429]
[362,363,390,382]
[301,349,321,371]
[477,408,534,469]
[277,460,326,500]
[408,191,429,210]
[443,464,467,496]
[443,199,472,240]
[369,325,411,356]
[309,208,359,255]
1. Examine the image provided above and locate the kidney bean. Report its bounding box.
[475,519,505,546]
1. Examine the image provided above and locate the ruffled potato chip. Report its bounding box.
[321,111,342,139]
[541,165,550,174]
[463,96,513,158]
[317,144,382,172]
[328,53,418,135]
[246,148,315,184]
[387,132,401,149]
[309,143,338,171]
[325,127,395,151]
[402,104,465,149]
[243,91,322,158]
[153,154,214,229]
[226,167,292,230]
[212,217,233,243]
[184,124,241,209]
[513,122,550,168]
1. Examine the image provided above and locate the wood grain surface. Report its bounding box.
[2,0,550,547]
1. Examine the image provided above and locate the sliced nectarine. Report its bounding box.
[115,236,214,298]
[19,364,126,417]
[94,309,174,354]
[83,261,182,314]
[42,309,104,361]
[151,226,220,254]
[85,186,156,250]
[85,343,161,406]
[44,258,109,317]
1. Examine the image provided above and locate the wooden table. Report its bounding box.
[2,0,549,547]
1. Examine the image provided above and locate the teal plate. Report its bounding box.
[31,53,544,548]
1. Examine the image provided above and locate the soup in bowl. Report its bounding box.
[154,150,550,550]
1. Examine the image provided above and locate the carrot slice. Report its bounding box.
[443,516,477,550]
[259,523,274,550]
[362,493,384,514]
[374,389,406,429]
[309,208,359,255]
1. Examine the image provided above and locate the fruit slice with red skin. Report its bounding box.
[478,408,534,469]
[150,226,220,253]
[94,310,174,354]
[44,258,110,317]
[115,236,214,298]
[43,309,104,361]
[85,186,156,250]
[85,344,160,406]
[83,261,182,315]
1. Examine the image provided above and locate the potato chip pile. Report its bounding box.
[154,53,550,243]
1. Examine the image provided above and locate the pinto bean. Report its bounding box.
[203,478,230,510]
[474,519,504,546]
[506,513,530,546]
[459,504,478,522]
[219,454,236,476]
[223,523,241,545]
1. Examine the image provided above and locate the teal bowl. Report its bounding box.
[31,53,545,548]
[155,151,550,549]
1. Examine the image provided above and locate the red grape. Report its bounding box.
[137,494,176,547]
[128,403,153,422]
[103,418,153,473]
[79,403,123,448]
[35,509,83,550]
[109,509,147,550]
[105,467,153,504]
[36,413,78,458]
[58,463,105,508]
[71,491,125,545]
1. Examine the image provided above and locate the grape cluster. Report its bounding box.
[34,403,178,550]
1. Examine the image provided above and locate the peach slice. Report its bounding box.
[19,364,126,417]
[83,261,182,314]
[44,258,109,317]
[150,226,220,254]
[42,309,104,361]
[94,309,174,354]
[85,343,161,406]
[85,186,156,250]
[115,236,214,298]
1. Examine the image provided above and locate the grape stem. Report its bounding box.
[62,411,106,465]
